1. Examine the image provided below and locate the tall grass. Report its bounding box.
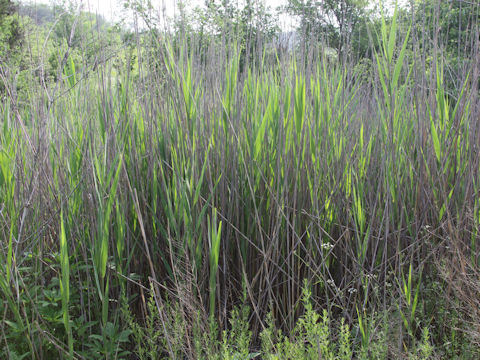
[0,5,479,358]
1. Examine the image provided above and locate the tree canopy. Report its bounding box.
[0,0,22,57]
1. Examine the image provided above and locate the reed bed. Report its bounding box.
[1,7,479,358]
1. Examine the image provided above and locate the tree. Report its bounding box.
[0,0,22,58]
[322,0,369,57]
[0,0,15,18]
[238,0,279,68]
[284,0,370,60]
[191,0,278,69]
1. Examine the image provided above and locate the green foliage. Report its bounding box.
[59,210,73,358]
[121,289,164,360]
[208,207,223,319]
[87,321,132,359]
[0,0,22,58]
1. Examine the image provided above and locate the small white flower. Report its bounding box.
[321,242,333,251]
